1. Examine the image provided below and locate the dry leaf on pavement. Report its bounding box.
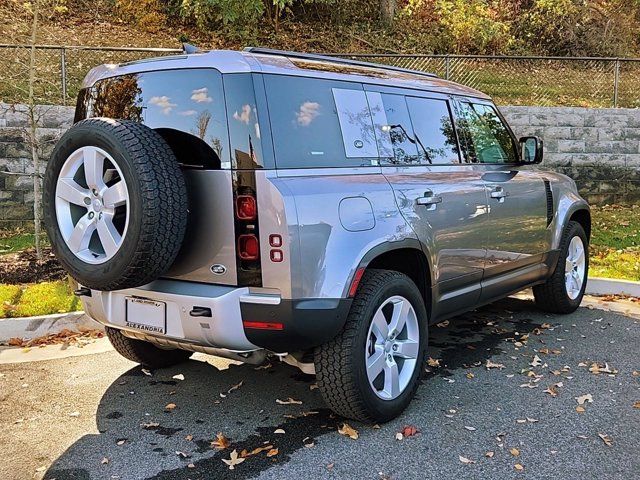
[598,433,613,446]
[222,449,245,470]
[530,355,543,367]
[575,394,593,405]
[338,423,359,440]
[510,448,520,456]
[267,448,279,457]
[427,357,441,367]
[459,455,475,464]
[485,451,494,458]
[165,403,177,411]
[486,360,505,370]
[515,463,524,471]
[211,432,230,450]
[276,397,303,405]
[274,428,286,434]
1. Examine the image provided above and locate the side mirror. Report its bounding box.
[519,136,543,164]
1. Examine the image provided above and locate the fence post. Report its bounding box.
[613,58,620,108]
[445,55,450,80]
[60,47,67,106]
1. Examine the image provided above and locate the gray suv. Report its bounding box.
[43,48,590,423]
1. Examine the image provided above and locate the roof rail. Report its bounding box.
[243,47,438,79]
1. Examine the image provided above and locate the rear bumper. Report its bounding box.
[80,279,351,353]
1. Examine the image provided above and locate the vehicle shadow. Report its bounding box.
[45,296,547,480]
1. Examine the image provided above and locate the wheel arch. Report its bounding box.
[352,240,433,314]
[569,208,591,241]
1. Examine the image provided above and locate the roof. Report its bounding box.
[81,49,490,100]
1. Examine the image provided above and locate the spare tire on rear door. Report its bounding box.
[43,118,188,291]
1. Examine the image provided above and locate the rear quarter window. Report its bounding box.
[264,75,377,169]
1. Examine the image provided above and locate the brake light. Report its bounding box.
[238,234,259,260]
[236,195,257,220]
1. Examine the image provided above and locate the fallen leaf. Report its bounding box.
[172,374,185,381]
[274,428,285,434]
[101,457,109,465]
[176,451,191,458]
[576,406,586,413]
[633,401,640,409]
[309,383,319,390]
[165,403,177,411]
[116,439,126,446]
[211,432,230,450]
[185,434,193,441]
[227,381,243,394]
[254,363,272,370]
[68,411,80,417]
[267,448,279,457]
[510,448,520,456]
[436,320,449,328]
[427,357,441,367]
[515,463,524,471]
[464,426,476,431]
[188,463,195,469]
[338,423,359,440]
[222,449,245,470]
[598,433,613,446]
[486,360,505,370]
[544,386,558,397]
[575,394,593,405]
[466,372,475,379]
[527,417,539,423]
[395,432,403,441]
[485,451,494,458]
[141,368,152,376]
[400,425,419,437]
[141,422,160,429]
[459,455,475,464]
[530,355,543,367]
[276,397,302,405]
[589,363,618,375]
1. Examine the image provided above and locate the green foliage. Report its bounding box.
[0,285,22,317]
[7,281,80,318]
[174,0,264,32]
[0,232,43,255]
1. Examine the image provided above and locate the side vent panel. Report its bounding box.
[542,179,554,227]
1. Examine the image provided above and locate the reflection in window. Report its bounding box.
[87,69,229,168]
[332,88,378,158]
[265,75,371,168]
[456,102,516,164]
[406,97,459,164]
[224,74,264,169]
[380,94,419,165]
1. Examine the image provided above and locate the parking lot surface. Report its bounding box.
[0,296,638,480]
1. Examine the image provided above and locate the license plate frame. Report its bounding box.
[125,297,166,335]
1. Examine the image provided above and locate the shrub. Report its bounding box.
[13,281,80,318]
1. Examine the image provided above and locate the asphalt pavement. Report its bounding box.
[0,295,638,480]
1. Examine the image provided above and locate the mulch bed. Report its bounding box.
[0,247,67,284]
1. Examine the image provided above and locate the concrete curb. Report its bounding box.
[585,277,640,297]
[0,311,103,343]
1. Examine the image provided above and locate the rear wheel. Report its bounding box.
[314,269,428,423]
[106,327,192,369]
[534,220,589,313]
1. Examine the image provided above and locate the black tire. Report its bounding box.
[106,327,192,368]
[43,118,188,291]
[533,221,589,314]
[314,269,428,423]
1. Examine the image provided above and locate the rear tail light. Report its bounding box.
[238,234,260,261]
[236,195,257,220]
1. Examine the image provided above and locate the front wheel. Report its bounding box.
[314,269,428,423]
[534,220,589,313]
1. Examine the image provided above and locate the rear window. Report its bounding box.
[80,69,230,169]
[264,75,377,169]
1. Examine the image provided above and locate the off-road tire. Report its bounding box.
[314,269,428,423]
[43,118,188,291]
[106,327,192,368]
[533,221,589,314]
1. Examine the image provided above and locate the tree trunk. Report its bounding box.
[380,0,396,26]
[28,1,42,261]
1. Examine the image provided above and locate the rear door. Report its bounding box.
[365,86,489,319]
[453,100,548,301]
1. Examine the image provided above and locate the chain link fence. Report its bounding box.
[1,45,640,108]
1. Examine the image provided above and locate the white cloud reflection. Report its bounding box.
[191,87,212,103]
[233,104,251,124]
[149,95,177,114]
[296,101,320,126]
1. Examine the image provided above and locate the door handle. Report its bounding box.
[489,186,509,202]
[416,191,442,210]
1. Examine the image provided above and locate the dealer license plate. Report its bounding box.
[125,297,166,334]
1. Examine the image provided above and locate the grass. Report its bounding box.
[0,228,49,255]
[0,280,80,319]
[589,204,640,281]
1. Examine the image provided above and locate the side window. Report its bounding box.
[264,75,374,168]
[224,74,265,169]
[405,97,460,164]
[379,93,419,165]
[456,102,517,164]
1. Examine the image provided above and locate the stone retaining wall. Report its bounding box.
[1,103,638,226]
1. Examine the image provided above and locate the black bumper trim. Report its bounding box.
[240,298,352,352]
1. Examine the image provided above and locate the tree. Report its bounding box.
[380,0,396,26]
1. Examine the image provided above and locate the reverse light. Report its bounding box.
[236,195,257,220]
[238,234,260,260]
